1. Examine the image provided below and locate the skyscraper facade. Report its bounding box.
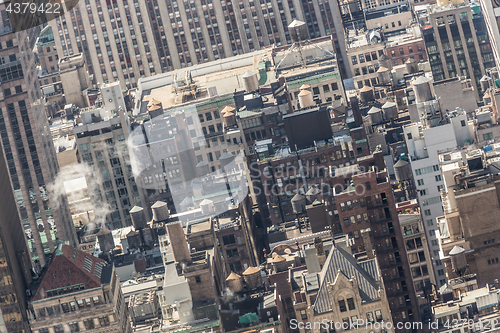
[49,0,350,91]
[420,2,495,100]
[0,5,77,267]
[0,141,32,332]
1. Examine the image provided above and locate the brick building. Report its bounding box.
[333,150,420,326]
[386,36,427,67]
[28,244,131,333]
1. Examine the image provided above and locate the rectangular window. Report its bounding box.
[84,319,95,330]
[338,300,347,312]
[347,298,355,310]
[300,309,308,320]
[223,235,236,245]
[483,132,494,141]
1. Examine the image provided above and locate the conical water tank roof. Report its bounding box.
[360,86,373,92]
[272,254,286,263]
[298,89,314,108]
[219,152,235,169]
[179,196,193,211]
[226,272,242,280]
[306,186,319,196]
[382,101,398,120]
[152,201,169,222]
[242,71,259,93]
[200,199,214,215]
[377,66,389,73]
[288,19,308,43]
[242,266,260,275]
[368,107,383,124]
[300,84,311,90]
[130,206,147,229]
[394,159,411,182]
[221,105,236,115]
[449,245,465,255]
[196,160,210,177]
[96,226,111,236]
[147,98,161,107]
[292,193,305,202]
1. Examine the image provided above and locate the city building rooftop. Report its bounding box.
[32,243,112,302]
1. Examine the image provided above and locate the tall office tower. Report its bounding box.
[0,126,32,332]
[0,8,77,266]
[420,1,495,101]
[481,0,500,75]
[48,0,349,91]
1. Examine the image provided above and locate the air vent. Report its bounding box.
[83,256,93,272]
[94,262,103,279]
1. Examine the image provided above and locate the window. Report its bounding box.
[223,234,236,245]
[323,84,330,93]
[40,329,49,333]
[331,82,338,91]
[351,56,358,65]
[429,229,435,236]
[417,179,424,186]
[198,114,204,123]
[461,120,466,127]
[408,46,413,53]
[205,112,213,121]
[435,175,442,182]
[438,269,444,276]
[431,240,438,246]
[427,219,433,226]
[54,325,64,333]
[313,87,320,95]
[359,54,365,63]
[437,185,444,192]
[375,310,383,322]
[400,48,404,55]
[84,319,95,330]
[226,248,239,258]
[483,132,494,141]
[300,309,308,320]
[69,322,79,331]
[366,312,375,323]
[195,276,202,283]
[420,189,428,196]
[99,315,110,326]
[338,299,347,312]
[347,298,355,310]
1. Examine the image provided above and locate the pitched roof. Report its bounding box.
[313,246,380,314]
[242,266,260,275]
[33,244,108,301]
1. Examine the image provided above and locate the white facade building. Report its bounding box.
[403,76,472,286]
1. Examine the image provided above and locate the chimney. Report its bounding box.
[350,96,363,127]
[314,237,326,267]
[361,229,375,259]
[166,222,192,264]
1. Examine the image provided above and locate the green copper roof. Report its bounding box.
[36,26,55,47]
